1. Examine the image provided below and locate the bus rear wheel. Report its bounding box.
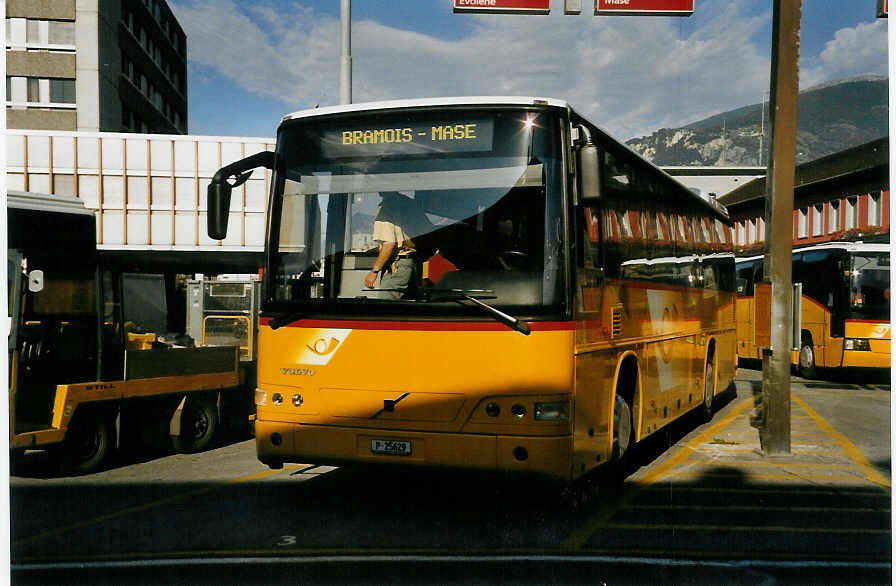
[172,396,218,454]
[701,353,716,422]
[798,341,817,379]
[610,393,634,483]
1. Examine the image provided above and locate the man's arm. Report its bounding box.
[364,241,396,288]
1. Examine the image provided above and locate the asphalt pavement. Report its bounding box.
[9,368,892,584]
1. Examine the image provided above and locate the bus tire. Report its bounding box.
[172,396,218,454]
[798,338,817,379]
[10,448,25,473]
[701,348,716,422]
[60,412,113,476]
[610,392,634,483]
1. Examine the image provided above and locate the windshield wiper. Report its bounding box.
[425,288,531,336]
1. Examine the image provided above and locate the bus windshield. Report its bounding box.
[849,252,890,318]
[268,107,565,318]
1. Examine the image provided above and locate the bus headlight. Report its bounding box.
[255,388,267,406]
[844,338,871,351]
[534,401,569,421]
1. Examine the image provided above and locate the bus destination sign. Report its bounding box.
[596,0,694,16]
[454,0,550,14]
[322,120,495,158]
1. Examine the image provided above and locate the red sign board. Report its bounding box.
[453,0,550,14]
[596,0,694,16]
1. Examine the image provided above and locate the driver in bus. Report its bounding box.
[364,192,430,300]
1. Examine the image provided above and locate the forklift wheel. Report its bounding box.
[172,396,218,453]
[60,414,113,476]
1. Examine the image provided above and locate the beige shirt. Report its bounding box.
[372,217,416,256]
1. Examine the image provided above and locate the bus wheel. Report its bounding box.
[10,448,25,473]
[701,353,716,422]
[798,341,817,379]
[172,396,218,454]
[611,393,634,479]
[60,414,113,476]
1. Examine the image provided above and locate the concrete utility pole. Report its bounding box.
[755,0,801,455]
[340,0,352,104]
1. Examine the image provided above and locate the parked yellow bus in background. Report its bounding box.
[735,242,890,378]
[207,97,737,484]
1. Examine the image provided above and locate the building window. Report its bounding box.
[26,78,40,102]
[828,201,840,233]
[757,216,765,242]
[868,192,882,226]
[845,196,858,230]
[47,21,75,45]
[25,19,42,43]
[49,78,76,103]
[797,207,808,238]
[812,204,823,236]
[6,76,25,103]
[747,219,756,244]
[8,76,76,105]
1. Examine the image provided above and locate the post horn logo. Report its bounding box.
[307,337,341,356]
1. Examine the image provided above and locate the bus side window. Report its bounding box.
[576,207,603,313]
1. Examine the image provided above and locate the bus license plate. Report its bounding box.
[371,439,411,456]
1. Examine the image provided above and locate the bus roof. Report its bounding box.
[282,96,570,122]
[736,241,890,264]
[795,241,891,254]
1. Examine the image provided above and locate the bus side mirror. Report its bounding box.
[208,180,233,240]
[207,150,277,240]
[578,143,601,203]
[207,181,232,240]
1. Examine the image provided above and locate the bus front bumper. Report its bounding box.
[255,421,572,482]
[842,348,891,369]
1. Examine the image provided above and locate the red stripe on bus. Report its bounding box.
[258,318,575,332]
[845,319,890,325]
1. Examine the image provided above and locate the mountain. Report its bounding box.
[626,77,888,166]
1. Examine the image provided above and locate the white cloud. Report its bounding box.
[169,1,885,140]
[800,19,888,88]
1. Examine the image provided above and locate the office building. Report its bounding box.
[6,0,187,133]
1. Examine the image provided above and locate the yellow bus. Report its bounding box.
[207,97,737,483]
[735,242,890,378]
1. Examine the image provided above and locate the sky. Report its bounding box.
[168,0,890,141]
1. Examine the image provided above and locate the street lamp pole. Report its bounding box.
[756,0,801,455]
[340,0,352,104]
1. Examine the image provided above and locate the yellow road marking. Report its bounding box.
[561,398,753,549]
[665,471,872,483]
[630,504,889,513]
[672,460,857,470]
[639,485,889,497]
[14,465,308,547]
[639,398,754,485]
[602,523,889,535]
[792,394,891,488]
